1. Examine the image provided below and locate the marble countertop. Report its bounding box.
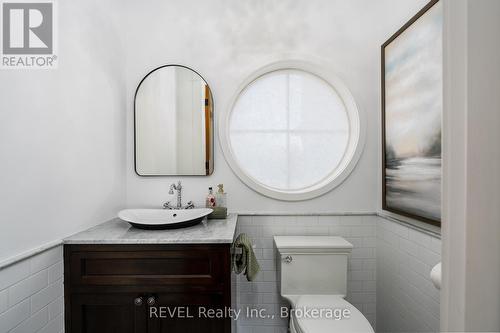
[64,214,238,244]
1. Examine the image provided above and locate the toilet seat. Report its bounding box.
[288,295,374,333]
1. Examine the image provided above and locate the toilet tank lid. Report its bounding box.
[274,236,353,253]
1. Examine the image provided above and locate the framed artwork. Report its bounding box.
[382,0,443,226]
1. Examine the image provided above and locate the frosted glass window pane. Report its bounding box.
[228,69,352,192]
[289,72,349,132]
[230,74,288,131]
[230,133,288,189]
[289,132,348,189]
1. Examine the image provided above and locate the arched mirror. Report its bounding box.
[134,65,214,176]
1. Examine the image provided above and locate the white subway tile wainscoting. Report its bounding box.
[0,214,441,333]
[0,246,63,333]
[377,217,441,333]
[235,214,378,333]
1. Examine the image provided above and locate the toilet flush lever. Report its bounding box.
[283,255,293,264]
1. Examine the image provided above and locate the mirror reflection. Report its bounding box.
[135,65,214,176]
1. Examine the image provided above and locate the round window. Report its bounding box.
[220,62,365,201]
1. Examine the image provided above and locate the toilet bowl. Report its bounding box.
[288,295,373,333]
[274,236,374,333]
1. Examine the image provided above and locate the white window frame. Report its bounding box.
[219,60,366,201]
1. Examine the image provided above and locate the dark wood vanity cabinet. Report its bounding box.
[64,244,232,333]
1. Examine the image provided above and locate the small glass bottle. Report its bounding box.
[215,184,227,208]
[206,187,216,208]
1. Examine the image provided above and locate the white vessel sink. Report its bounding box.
[118,208,213,230]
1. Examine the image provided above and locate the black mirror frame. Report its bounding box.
[133,64,215,177]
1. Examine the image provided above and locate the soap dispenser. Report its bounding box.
[205,187,216,208]
[208,184,228,219]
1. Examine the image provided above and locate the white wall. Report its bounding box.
[442,0,500,331]
[0,0,126,262]
[463,2,500,329]
[123,0,428,212]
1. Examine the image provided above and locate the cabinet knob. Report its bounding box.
[134,297,143,306]
[147,296,156,306]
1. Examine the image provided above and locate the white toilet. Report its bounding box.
[274,236,374,333]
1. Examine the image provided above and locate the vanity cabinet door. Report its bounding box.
[147,292,230,333]
[64,244,232,333]
[67,293,148,333]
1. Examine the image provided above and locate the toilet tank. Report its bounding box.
[274,236,353,297]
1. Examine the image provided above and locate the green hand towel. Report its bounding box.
[232,233,260,281]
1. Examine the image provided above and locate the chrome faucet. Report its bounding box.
[163,181,195,210]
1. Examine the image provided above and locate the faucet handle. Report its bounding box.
[185,201,195,209]
[168,183,175,194]
[163,202,173,209]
